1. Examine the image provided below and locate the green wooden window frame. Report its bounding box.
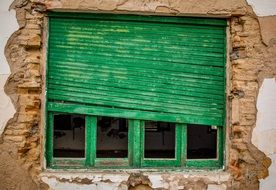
[45,13,226,169]
[46,109,224,169]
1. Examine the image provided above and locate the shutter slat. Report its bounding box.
[50,26,225,39]
[49,64,224,90]
[49,50,224,67]
[50,35,225,49]
[47,90,223,116]
[50,17,226,31]
[48,66,224,95]
[49,56,224,77]
[49,59,224,82]
[50,42,224,59]
[47,102,223,126]
[48,71,224,100]
[50,35,225,52]
[50,38,224,54]
[49,13,227,26]
[48,77,223,106]
[51,33,224,45]
[48,79,224,108]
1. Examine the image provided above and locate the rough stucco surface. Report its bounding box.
[246,0,276,17]
[0,0,276,189]
[44,0,247,15]
[40,171,230,190]
[0,75,16,135]
[246,0,276,46]
[252,78,276,190]
[258,16,276,46]
[0,142,38,190]
[0,0,18,74]
[0,0,17,135]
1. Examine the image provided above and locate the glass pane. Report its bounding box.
[53,114,85,158]
[144,121,175,158]
[96,117,128,158]
[187,124,217,159]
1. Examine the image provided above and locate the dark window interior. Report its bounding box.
[187,124,217,159]
[52,114,218,161]
[53,114,85,158]
[96,117,128,158]
[144,121,175,158]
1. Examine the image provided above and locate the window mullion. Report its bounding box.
[129,119,142,168]
[180,123,187,167]
[85,115,97,167]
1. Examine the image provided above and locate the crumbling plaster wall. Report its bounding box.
[40,171,231,190]
[246,0,276,17]
[0,1,42,190]
[252,79,276,190]
[0,0,17,136]
[0,0,275,189]
[246,1,276,190]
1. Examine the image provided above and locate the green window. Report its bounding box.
[46,13,226,169]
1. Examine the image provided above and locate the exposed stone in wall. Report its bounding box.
[0,0,275,189]
[228,5,276,189]
[1,0,47,189]
[127,173,152,189]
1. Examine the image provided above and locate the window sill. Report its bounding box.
[40,169,230,189]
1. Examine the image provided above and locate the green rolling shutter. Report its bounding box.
[47,13,226,126]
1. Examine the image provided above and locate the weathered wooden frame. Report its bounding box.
[46,109,223,169]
